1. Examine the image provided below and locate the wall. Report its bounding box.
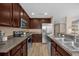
[65,16,76,34]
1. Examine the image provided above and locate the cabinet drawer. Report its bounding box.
[57,45,71,56]
[10,44,22,55]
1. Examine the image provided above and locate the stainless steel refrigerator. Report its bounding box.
[42,23,53,43]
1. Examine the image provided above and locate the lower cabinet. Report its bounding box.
[51,40,71,56]
[56,45,71,56]
[55,51,61,56]
[0,39,27,56]
[22,40,27,56]
[13,49,22,56]
[32,34,42,43]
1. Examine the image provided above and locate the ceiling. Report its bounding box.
[20,3,79,21]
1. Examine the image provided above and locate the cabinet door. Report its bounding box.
[20,7,30,29]
[12,4,20,27]
[57,45,71,56]
[14,49,22,56]
[55,51,61,56]
[23,11,30,29]
[30,19,41,29]
[51,46,56,56]
[51,40,57,56]
[32,34,42,43]
[0,3,12,26]
[23,11,29,20]
[22,40,27,56]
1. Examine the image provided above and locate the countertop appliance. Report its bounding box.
[13,31,23,37]
[42,23,53,43]
[20,18,27,29]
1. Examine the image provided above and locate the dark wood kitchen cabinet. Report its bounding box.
[51,40,57,56]
[23,11,30,29]
[0,3,12,26]
[12,4,20,27]
[0,39,27,56]
[12,3,30,28]
[51,39,71,56]
[32,34,42,43]
[30,19,41,29]
[19,5,30,29]
[30,18,51,29]
[22,39,27,56]
[0,3,30,28]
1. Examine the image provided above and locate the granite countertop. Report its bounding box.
[0,34,32,53]
[47,34,79,56]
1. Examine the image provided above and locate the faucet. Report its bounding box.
[61,34,65,42]
[74,35,77,43]
[74,33,78,43]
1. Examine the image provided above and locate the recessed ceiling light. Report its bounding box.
[32,12,35,15]
[44,12,48,15]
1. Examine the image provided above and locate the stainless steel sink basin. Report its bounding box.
[63,42,76,50]
[74,42,79,48]
[63,42,79,51]
[55,37,79,51]
[55,37,73,43]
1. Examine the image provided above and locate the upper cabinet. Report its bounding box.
[0,3,12,26]
[12,4,20,27]
[30,18,51,29]
[30,19,41,29]
[0,3,30,28]
[20,9,30,29]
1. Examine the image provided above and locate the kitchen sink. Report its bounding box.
[55,37,79,51]
[63,42,79,51]
[55,37,73,43]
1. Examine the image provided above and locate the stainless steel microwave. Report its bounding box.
[20,18,27,29]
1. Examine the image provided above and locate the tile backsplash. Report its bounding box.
[0,26,22,36]
[0,26,42,36]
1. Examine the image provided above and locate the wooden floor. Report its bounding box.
[28,43,49,56]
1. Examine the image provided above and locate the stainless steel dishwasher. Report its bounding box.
[27,34,32,49]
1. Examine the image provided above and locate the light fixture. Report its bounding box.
[21,12,23,16]
[32,12,35,15]
[44,12,48,15]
